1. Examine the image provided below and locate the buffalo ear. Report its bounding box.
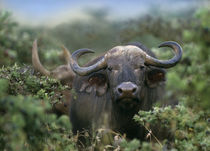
[146,68,166,88]
[79,73,108,96]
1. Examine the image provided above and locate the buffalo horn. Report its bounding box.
[32,40,50,76]
[145,41,182,68]
[70,49,107,76]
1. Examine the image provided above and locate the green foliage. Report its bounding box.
[165,6,210,110]
[0,64,69,105]
[134,105,210,151]
[120,139,140,151]
[0,65,76,150]
[0,11,34,66]
[0,10,63,67]
[0,95,76,151]
[0,79,8,98]
[195,6,210,28]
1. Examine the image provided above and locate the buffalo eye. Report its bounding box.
[140,65,145,70]
[107,67,112,71]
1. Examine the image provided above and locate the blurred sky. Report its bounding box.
[0,0,206,27]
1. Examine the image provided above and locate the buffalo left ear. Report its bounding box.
[79,73,108,96]
[146,68,166,88]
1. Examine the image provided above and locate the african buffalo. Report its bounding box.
[69,41,182,142]
[32,40,75,85]
[32,40,75,115]
[32,40,182,144]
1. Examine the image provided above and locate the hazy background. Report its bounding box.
[0,0,204,27]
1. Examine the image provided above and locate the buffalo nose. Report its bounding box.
[117,82,138,97]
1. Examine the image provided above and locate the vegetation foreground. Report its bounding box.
[0,65,209,150]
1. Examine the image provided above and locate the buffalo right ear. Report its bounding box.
[146,68,166,88]
[79,73,108,96]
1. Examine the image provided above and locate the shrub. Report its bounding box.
[0,64,69,105]
[134,105,210,151]
[0,65,76,151]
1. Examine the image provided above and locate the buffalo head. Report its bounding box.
[32,40,75,84]
[70,41,182,110]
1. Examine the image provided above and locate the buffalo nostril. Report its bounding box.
[132,87,137,93]
[118,88,123,94]
[117,82,138,96]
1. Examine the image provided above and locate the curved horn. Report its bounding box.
[145,41,182,68]
[32,40,50,76]
[70,49,107,76]
[61,45,72,66]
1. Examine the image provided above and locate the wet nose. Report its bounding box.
[117,82,138,97]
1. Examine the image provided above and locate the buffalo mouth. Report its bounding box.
[116,97,140,110]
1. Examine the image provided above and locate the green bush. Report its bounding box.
[165,7,210,110]
[0,65,76,150]
[134,105,210,151]
[0,11,33,66]
[0,64,69,105]
[0,95,76,151]
[0,65,76,151]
